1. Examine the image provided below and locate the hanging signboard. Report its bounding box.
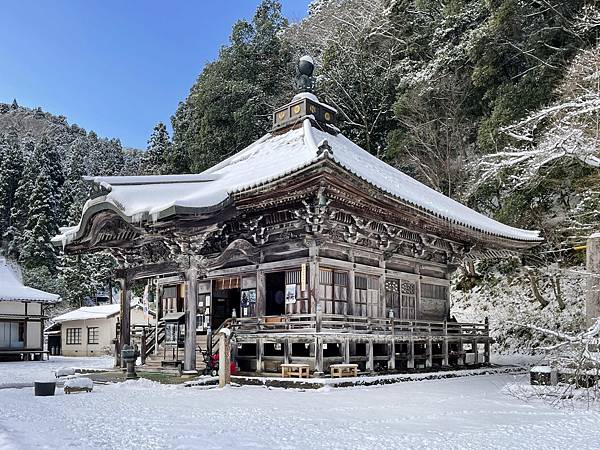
[300,264,307,292]
[285,284,297,304]
[154,274,184,285]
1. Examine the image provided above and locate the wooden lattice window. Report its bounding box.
[66,328,81,345]
[319,268,348,315]
[386,279,416,319]
[355,274,379,317]
[421,283,447,300]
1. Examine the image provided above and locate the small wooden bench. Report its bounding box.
[330,363,358,378]
[281,363,310,378]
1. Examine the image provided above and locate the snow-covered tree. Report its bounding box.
[21,169,58,270]
[171,0,294,172]
[61,137,89,224]
[468,43,600,247]
[141,122,171,175]
[0,131,24,241]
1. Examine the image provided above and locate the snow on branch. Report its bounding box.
[508,319,600,365]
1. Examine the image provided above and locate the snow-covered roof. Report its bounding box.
[0,258,61,304]
[52,302,139,323]
[54,100,542,246]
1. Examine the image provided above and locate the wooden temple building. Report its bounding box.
[53,65,542,375]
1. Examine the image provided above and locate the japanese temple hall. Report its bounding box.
[53,63,542,375]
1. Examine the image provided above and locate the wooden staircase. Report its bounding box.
[134,318,233,374]
[139,332,209,373]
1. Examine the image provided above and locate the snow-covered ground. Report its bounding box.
[0,356,113,386]
[1,372,599,449]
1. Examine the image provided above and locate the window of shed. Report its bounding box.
[87,327,99,344]
[66,328,82,345]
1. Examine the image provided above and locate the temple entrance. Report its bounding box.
[265,271,286,316]
[211,279,240,329]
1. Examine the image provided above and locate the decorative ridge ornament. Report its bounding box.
[317,139,333,156]
[272,56,337,134]
[295,55,315,93]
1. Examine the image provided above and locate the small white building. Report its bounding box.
[53,302,153,356]
[0,258,60,360]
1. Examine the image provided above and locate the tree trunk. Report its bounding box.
[527,269,549,308]
[551,276,565,310]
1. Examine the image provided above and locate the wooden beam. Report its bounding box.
[183,268,198,374]
[115,261,180,281]
[207,257,309,278]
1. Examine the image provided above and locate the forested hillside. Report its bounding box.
[0,101,147,304]
[1,0,598,347]
[170,0,599,349]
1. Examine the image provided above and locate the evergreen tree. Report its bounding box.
[61,137,89,224]
[103,138,125,176]
[171,0,294,172]
[58,252,116,305]
[0,132,24,241]
[141,122,171,175]
[5,151,37,260]
[21,168,58,270]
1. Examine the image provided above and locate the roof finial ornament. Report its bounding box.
[317,139,332,156]
[295,55,315,93]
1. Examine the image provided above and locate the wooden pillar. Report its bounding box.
[256,338,264,373]
[457,338,464,366]
[484,317,491,364]
[315,336,323,374]
[154,282,161,355]
[119,278,131,368]
[388,314,395,370]
[343,338,350,364]
[407,326,415,369]
[586,233,600,327]
[256,270,266,317]
[309,243,321,330]
[284,338,290,364]
[415,265,422,319]
[218,330,231,387]
[141,328,147,365]
[183,268,198,374]
[379,258,386,319]
[348,266,356,315]
[426,337,433,368]
[472,339,479,365]
[442,321,449,367]
[367,339,374,372]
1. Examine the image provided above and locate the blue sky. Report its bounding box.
[0,1,311,149]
